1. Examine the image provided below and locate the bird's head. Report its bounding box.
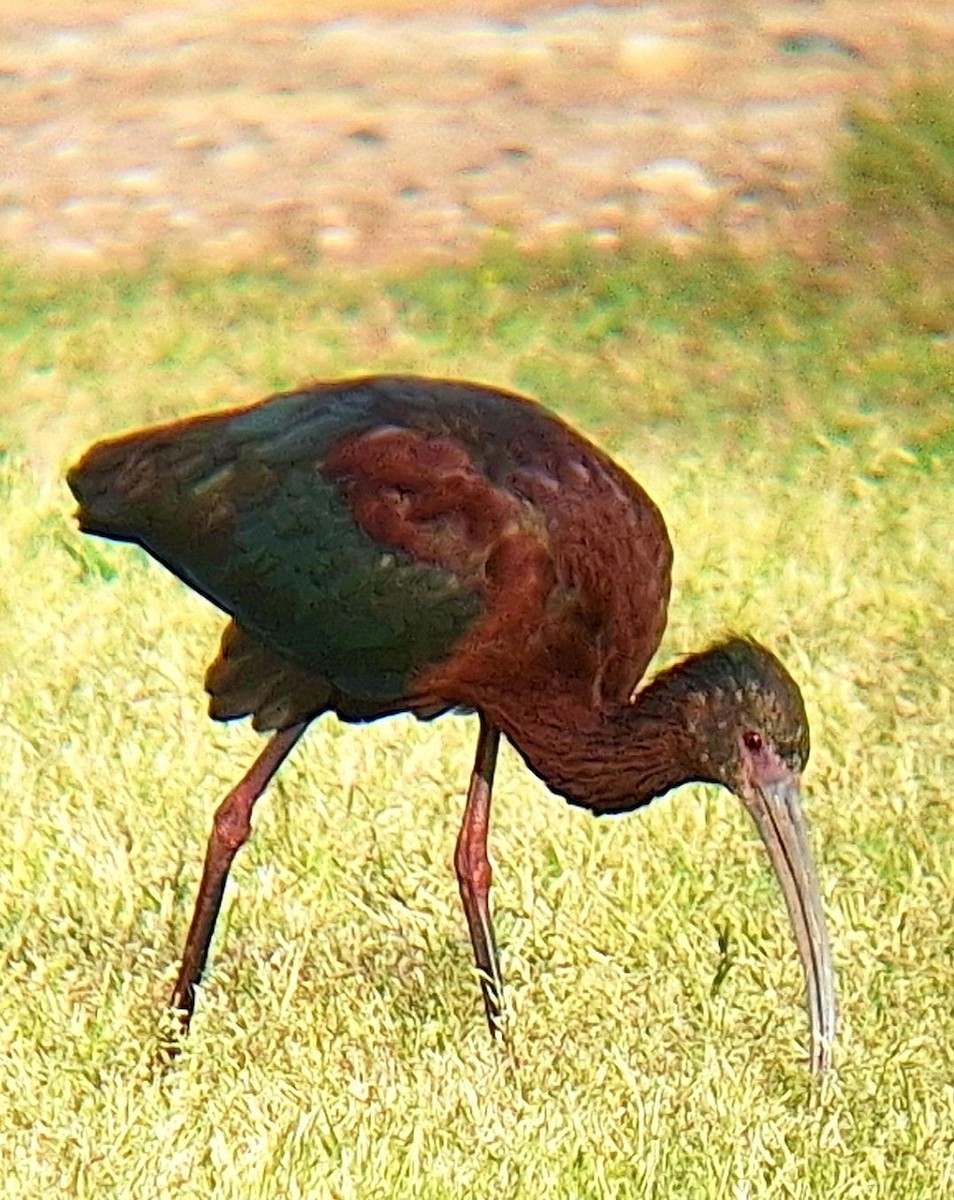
[646,637,836,1073]
[673,636,810,796]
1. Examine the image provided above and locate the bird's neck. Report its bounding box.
[496,670,707,815]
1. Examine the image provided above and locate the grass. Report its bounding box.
[841,74,954,236]
[2,89,953,1195]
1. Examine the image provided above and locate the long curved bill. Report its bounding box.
[742,776,837,1074]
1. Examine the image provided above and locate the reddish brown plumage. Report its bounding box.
[66,374,835,1071]
[321,410,672,800]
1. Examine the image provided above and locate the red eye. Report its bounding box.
[743,731,763,753]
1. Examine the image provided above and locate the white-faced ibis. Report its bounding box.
[68,375,836,1071]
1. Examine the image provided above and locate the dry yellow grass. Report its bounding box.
[1,0,633,17]
[3,0,950,274]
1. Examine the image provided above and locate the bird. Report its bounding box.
[67,374,836,1072]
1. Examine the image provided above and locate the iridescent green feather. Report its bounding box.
[68,383,483,705]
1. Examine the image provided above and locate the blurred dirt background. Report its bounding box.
[1,0,952,269]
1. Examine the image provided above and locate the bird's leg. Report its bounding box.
[167,722,306,1033]
[454,716,503,1037]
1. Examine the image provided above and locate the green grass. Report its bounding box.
[841,73,954,235]
[2,99,953,1193]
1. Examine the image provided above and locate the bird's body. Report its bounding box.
[68,375,836,1071]
[70,377,671,806]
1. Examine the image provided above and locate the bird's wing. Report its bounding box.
[68,375,672,718]
[203,618,451,730]
[67,384,486,707]
[204,619,334,730]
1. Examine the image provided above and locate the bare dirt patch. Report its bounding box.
[1,1,951,269]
